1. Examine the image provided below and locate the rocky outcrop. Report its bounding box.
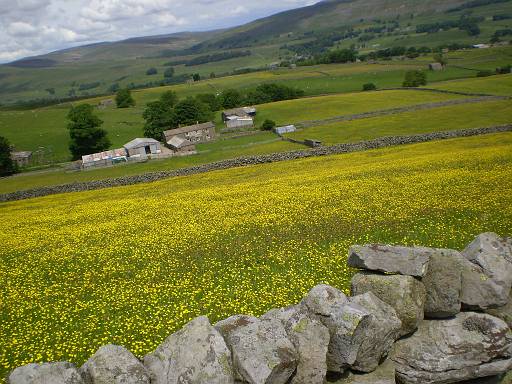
[302,285,401,373]
[7,233,512,384]
[486,290,512,328]
[261,305,330,384]
[348,245,431,277]
[332,359,396,384]
[8,362,85,384]
[80,344,149,384]
[460,233,512,309]
[393,312,512,384]
[351,272,426,336]
[422,249,464,318]
[215,315,297,384]
[143,316,234,384]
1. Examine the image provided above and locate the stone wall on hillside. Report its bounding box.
[1,124,511,203]
[6,232,512,384]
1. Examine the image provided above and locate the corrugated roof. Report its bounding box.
[163,122,215,139]
[123,138,160,150]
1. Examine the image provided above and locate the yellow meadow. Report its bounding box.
[1,133,512,378]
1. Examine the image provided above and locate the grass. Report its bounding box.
[251,89,467,126]
[0,88,467,163]
[285,99,512,144]
[1,132,511,379]
[427,73,512,96]
[0,135,303,194]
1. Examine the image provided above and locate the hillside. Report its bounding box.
[1,0,511,104]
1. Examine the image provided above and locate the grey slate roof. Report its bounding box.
[163,122,215,138]
[123,138,160,150]
[167,136,192,149]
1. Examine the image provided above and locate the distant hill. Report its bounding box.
[1,0,511,104]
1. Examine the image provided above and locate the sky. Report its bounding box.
[0,0,317,63]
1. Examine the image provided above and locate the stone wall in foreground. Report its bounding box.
[1,125,511,203]
[7,232,512,384]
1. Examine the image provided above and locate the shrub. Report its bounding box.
[402,70,427,87]
[477,70,494,77]
[115,89,135,108]
[363,83,377,91]
[146,67,158,76]
[261,119,276,131]
[164,67,175,78]
[496,65,512,74]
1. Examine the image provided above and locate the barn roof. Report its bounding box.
[123,138,160,150]
[163,122,215,138]
[167,136,193,149]
[11,151,32,159]
[223,106,256,116]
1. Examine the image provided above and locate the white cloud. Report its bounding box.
[0,0,315,63]
[7,21,38,36]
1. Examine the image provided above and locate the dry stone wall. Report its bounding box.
[1,125,512,203]
[7,232,512,384]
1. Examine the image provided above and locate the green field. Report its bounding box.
[0,87,468,163]
[1,132,511,379]
[0,87,495,194]
[251,89,467,126]
[428,73,512,96]
[285,99,512,144]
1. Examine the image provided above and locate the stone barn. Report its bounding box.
[167,136,197,156]
[123,138,161,158]
[429,63,444,71]
[221,107,257,122]
[163,122,215,145]
[225,116,254,130]
[11,151,32,167]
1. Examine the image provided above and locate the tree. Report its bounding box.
[0,136,17,176]
[173,97,213,127]
[402,70,427,87]
[433,53,448,66]
[67,104,111,160]
[362,83,377,91]
[195,93,222,112]
[146,67,158,75]
[192,73,201,82]
[115,89,135,108]
[160,90,178,108]
[220,89,243,109]
[261,119,276,131]
[142,101,175,140]
[164,67,175,78]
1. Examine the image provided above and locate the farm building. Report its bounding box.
[11,151,32,167]
[167,136,197,156]
[123,138,162,158]
[273,125,296,135]
[429,63,444,71]
[163,122,215,145]
[225,117,254,130]
[82,148,127,169]
[305,139,322,148]
[222,107,257,122]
